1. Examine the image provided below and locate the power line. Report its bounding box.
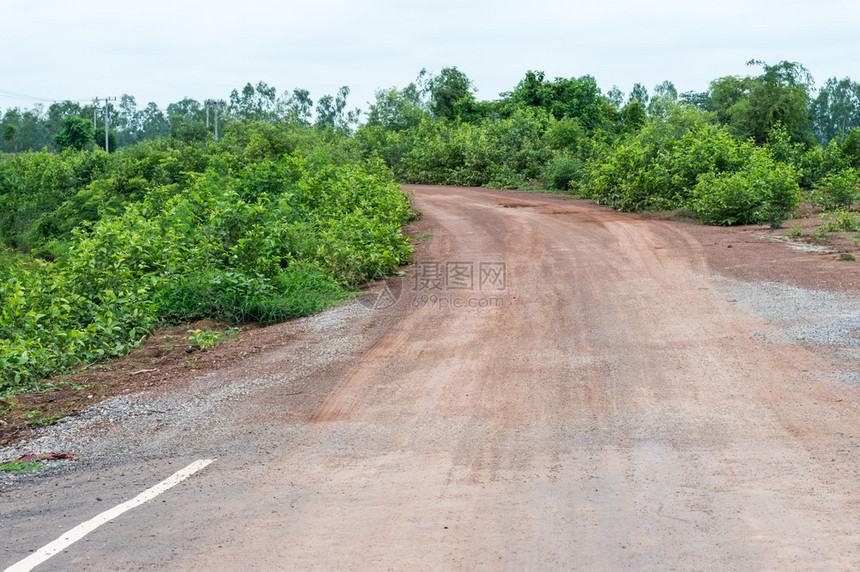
[0,87,93,104]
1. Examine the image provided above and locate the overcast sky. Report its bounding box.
[3,0,859,115]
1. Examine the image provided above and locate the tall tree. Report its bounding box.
[628,83,649,106]
[54,116,94,151]
[509,71,605,128]
[46,101,83,137]
[166,98,204,124]
[315,86,360,131]
[365,84,427,131]
[275,88,314,124]
[3,124,17,153]
[1,108,22,153]
[711,59,815,145]
[421,67,476,121]
[681,90,714,111]
[810,77,860,143]
[116,94,139,146]
[648,81,678,118]
[229,81,278,122]
[139,102,170,140]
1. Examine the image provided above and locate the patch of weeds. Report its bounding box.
[188,326,242,352]
[0,397,17,416]
[23,379,91,393]
[187,326,241,351]
[0,459,42,473]
[26,413,68,427]
[784,223,803,237]
[414,233,432,241]
[820,210,860,233]
[840,253,856,261]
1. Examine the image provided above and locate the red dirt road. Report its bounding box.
[3,185,860,571]
[184,186,860,570]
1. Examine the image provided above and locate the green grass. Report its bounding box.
[0,459,43,473]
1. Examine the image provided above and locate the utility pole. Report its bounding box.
[204,99,225,139]
[94,97,116,152]
[215,100,220,140]
[104,97,116,152]
[215,100,225,140]
[204,99,215,129]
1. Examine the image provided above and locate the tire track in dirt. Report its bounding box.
[175,185,860,570]
[10,187,860,570]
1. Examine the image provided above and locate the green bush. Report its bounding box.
[690,150,800,225]
[817,167,859,210]
[580,120,740,212]
[544,153,582,191]
[0,153,415,392]
[817,209,860,233]
[580,116,800,227]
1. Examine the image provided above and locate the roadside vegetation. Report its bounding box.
[2,60,859,392]
[0,123,415,391]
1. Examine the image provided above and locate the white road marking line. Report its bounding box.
[4,458,215,572]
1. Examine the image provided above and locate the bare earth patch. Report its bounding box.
[3,198,859,448]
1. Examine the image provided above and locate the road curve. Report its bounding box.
[3,185,860,571]
[190,185,860,570]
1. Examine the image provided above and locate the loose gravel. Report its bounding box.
[0,301,381,487]
[709,275,860,385]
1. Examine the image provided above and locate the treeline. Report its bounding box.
[2,59,860,390]
[0,81,360,154]
[352,61,860,224]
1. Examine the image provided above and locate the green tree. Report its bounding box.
[365,84,427,131]
[509,71,605,128]
[169,117,210,144]
[681,90,714,112]
[629,83,649,106]
[276,88,314,124]
[18,108,50,151]
[3,123,18,153]
[315,86,360,131]
[166,98,204,125]
[46,101,83,143]
[421,67,477,121]
[620,101,647,132]
[810,77,860,143]
[606,86,624,108]
[648,81,678,119]
[711,60,815,145]
[116,94,140,146]
[138,102,170,140]
[54,116,94,151]
[229,81,278,122]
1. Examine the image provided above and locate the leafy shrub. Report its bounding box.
[544,153,582,191]
[817,167,859,210]
[817,209,860,234]
[580,121,744,212]
[690,151,800,225]
[0,153,415,392]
